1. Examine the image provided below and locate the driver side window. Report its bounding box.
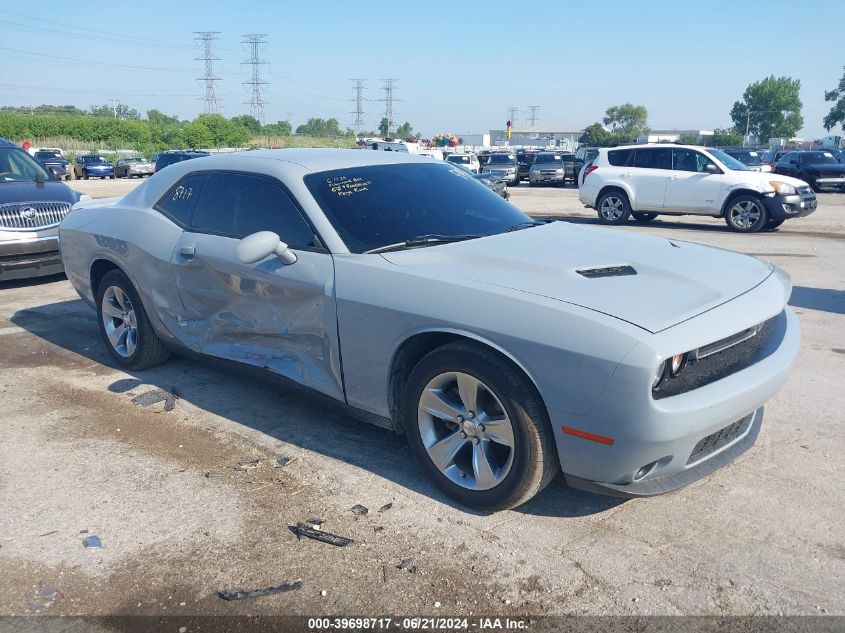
[672,149,714,173]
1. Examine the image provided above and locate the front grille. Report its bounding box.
[654,311,786,400]
[687,414,753,465]
[0,202,72,231]
[0,250,60,264]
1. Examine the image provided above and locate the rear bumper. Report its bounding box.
[0,235,63,280]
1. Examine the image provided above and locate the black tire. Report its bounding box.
[84,174,89,180]
[765,218,785,230]
[96,269,170,370]
[404,342,558,511]
[632,212,657,222]
[724,194,768,233]
[596,190,632,225]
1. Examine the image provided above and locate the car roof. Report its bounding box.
[219,148,436,171]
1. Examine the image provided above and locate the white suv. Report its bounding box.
[578,144,817,232]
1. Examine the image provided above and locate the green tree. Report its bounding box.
[823,66,845,134]
[378,117,389,136]
[711,128,744,147]
[180,120,213,149]
[296,117,343,137]
[729,75,803,143]
[602,103,649,141]
[578,122,612,146]
[146,109,181,125]
[262,120,292,136]
[395,121,414,138]
[89,103,140,120]
[230,114,262,134]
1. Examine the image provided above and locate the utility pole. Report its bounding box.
[380,78,399,137]
[507,106,519,128]
[350,79,367,135]
[527,105,540,127]
[112,98,117,119]
[242,34,269,125]
[194,31,222,114]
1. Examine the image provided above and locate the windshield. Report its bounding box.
[304,163,531,254]
[708,149,749,171]
[82,155,108,163]
[802,152,838,165]
[125,157,144,163]
[488,154,516,165]
[728,151,763,166]
[35,151,61,160]
[0,147,54,182]
[446,155,471,164]
[533,154,562,165]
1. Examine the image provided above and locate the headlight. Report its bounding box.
[769,181,796,195]
[79,194,92,201]
[555,169,564,173]
[652,352,688,390]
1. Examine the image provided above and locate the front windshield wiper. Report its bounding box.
[506,220,545,232]
[365,234,482,254]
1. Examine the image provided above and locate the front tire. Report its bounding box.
[96,269,170,370]
[632,212,657,222]
[405,342,558,511]
[724,195,768,232]
[596,190,632,225]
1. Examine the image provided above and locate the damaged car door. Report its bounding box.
[170,170,344,401]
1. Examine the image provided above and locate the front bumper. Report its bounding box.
[84,169,114,178]
[0,234,63,280]
[763,190,817,220]
[529,172,566,183]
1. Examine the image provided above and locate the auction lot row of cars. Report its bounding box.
[26,148,212,180]
[0,136,820,511]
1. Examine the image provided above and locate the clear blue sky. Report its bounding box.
[1,1,841,138]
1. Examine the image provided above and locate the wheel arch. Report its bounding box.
[387,328,547,435]
[720,188,765,217]
[89,257,125,299]
[596,184,633,206]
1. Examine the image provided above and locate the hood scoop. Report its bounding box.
[576,265,637,279]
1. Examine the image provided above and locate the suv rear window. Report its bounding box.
[607,149,633,166]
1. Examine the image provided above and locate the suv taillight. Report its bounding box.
[584,164,598,179]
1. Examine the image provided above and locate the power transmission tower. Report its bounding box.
[350,79,367,134]
[379,78,400,137]
[194,31,222,114]
[527,105,540,127]
[241,34,269,125]
[507,106,519,127]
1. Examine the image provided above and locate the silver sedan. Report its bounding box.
[59,150,799,510]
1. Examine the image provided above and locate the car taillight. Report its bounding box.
[584,164,598,179]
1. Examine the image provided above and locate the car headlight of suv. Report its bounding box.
[769,181,797,195]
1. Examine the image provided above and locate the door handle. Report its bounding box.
[669,174,680,180]
[178,245,196,258]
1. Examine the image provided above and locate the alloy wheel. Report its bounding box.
[101,286,138,358]
[599,196,625,221]
[729,200,761,229]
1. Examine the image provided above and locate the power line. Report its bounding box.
[242,34,269,124]
[194,32,222,115]
[527,105,540,127]
[350,79,367,134]
[380,79,399,137]
[0,45,191,71]
[507,106,519,127]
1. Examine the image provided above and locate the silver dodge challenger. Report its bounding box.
[59,149,800,510]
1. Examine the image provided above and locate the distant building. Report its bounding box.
[637,129,714,144]
[489,125,584,150]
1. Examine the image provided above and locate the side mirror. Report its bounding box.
[236,231,297,265]
[704,163,720,174]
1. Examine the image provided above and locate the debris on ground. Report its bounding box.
[398,558,418,574]
[234,458,260,471]
[205,468,227,479]
[131,388,176,411]
[217,580,302,601]
[305,518,325,528]
[28,586,64,613]
[373,526,385,533]
[320,590,328,597]
[377,503,393,513]
[39,530,57,537]
[275,455,297,468]
[82,535,102,549]
[351,504,368,516]
[383,564,389,583]
[289,522,353,547]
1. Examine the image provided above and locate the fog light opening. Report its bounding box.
[634,461,658,481]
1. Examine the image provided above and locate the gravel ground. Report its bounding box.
[1,178,843,619]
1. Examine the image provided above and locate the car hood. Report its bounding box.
[381,221,774,333]
[0,180,80,204]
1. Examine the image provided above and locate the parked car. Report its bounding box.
[477,150,493,167]
[0,138,84,280]
[516,149,540,181]
[154,150,210,173]
[445,152,480,173]
[115,157,155,179]
[760,149,791,171]
[773,150,845,192]
[579,144,816,232]
[33,150,70,180]
[721,148,772,173]
[73,154,114,180]
[448,161,509,199]
[480,152,518,186]
[528,152,569,186]
[574,146,599,181]
[60,149,799,509]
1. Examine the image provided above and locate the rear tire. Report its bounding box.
[96,269,170,370]
[724,195,768,232]
[596,190,631,225]
[632,212,657,222]
[404,342,558,511]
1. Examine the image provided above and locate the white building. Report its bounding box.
[489,125,584,150]
[637,129,714,144]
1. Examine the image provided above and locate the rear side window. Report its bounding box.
[632,148,672,170]
[155,173,208,226]
[607,149,633,166]
[190,172,319,248]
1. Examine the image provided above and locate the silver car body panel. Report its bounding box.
[59,149,799,495]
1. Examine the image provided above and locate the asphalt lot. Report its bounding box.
[1,178,843,618]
